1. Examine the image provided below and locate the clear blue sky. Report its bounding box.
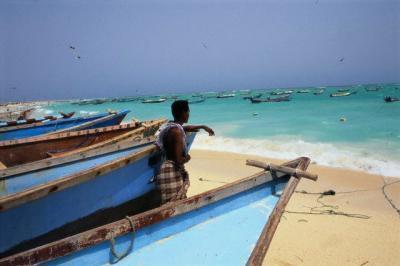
[1,0,399,101]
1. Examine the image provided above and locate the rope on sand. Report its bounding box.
[284,190,371,219]
[381,179,400,217]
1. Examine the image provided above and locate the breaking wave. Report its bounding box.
[192,134,400,177]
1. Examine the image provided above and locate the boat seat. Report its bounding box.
[0,161,7,170]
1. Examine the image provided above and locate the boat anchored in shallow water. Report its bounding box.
[384,96,400,103]
[250,95,291,103]
[330,91,357,97]
[141,98,167,104]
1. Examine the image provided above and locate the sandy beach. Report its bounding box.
[186,149,400,266]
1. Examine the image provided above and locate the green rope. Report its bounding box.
[109,216,136,264]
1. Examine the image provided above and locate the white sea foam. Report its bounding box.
[192,134,400,177]
[31,107,54,117]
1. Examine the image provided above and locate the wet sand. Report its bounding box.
[186,149,400,266]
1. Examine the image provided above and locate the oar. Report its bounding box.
[246,159,318,181]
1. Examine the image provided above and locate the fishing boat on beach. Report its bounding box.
[0,119,164,168]
[0,129,195,258]
[0,110,129,141]
[0,157,316,265]
[384,96,400,103]
[141,98,167,104]
[330,91,356,97]
[250,95,291,103]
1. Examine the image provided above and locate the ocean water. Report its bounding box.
[37,83,400,177]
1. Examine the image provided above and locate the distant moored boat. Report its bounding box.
[141,98,167,104]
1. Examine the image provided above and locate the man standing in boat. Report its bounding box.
[156,100,214,204]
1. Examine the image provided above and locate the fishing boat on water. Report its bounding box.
[313,89,325,95]
[384,96,400,103]
[365,87,380,92]
[0,120,164,168]
[330,91,356,97]
[270,90,289,96]
[250,95,291,103]
[243,93,262,100]
[0,127,194,258]
[0,157,316,265]
[296,89,310,93]
[188,97,205,104]
[141,98,167,104]
[337,88,350,92]
[216,93,235,98]
[0,110,129,141]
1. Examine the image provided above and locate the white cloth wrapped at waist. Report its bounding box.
[155,121,188,155]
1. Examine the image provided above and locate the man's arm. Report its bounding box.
[183,125,215,136]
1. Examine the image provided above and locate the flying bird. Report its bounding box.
[201,42,208,49]
[76,55,81,60]
[339,57,344,62]
[69,46,76,50]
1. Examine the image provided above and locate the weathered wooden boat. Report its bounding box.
[330,91,356,97]
[384,96,400,103]
[0,157,316,265]
[0,120,164,168]
[0,112,74,129]
[0,130,195,257]
[0,119,165,178]
[0,110,129,141]
[250,95,291,103]
[217,93,235,98]
[141,98,167,104]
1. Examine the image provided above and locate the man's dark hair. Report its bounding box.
[171,100,189,120]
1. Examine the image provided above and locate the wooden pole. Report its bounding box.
[246,159,318,181]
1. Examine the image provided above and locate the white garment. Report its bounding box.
[155,121,187,154]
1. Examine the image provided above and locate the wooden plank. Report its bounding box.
[0,122,138,147]
[246,160,318,181]
[246,157,311,266]
[49,119,165,158]
[0,157,306,266]
[0,119,165,178]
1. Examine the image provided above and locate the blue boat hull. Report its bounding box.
[0,134,196,256]
[46,177,289,265]
[0,110,129,141]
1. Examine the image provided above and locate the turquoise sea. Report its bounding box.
[38,83,400,177]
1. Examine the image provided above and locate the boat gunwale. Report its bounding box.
[0,121,141,147]
[0,111,112,133]
[0,156,309,266]
[0,119,166,179]
[246,157,311,266]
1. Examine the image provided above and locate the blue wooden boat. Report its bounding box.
[0,110,130,141]
[0,119,165,170]
[0,157,316,265]
[0,130,195,258]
